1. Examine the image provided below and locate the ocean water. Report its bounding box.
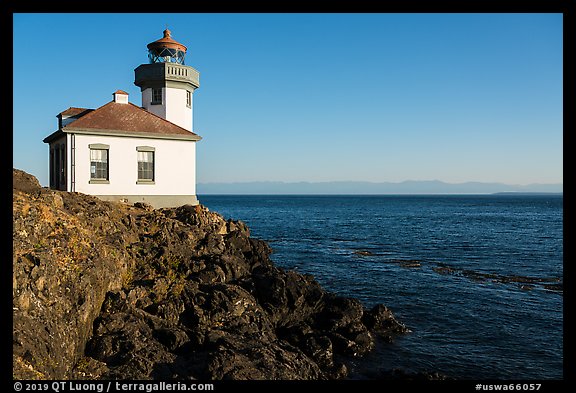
[199,195,563,380]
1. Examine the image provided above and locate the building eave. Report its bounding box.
[58,127,202,142]
[43,129,65,144]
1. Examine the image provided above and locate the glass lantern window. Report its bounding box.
[148,48,186,64]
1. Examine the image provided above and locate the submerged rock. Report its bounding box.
[353,250,375,256]
[12,168,408,380]
[430,261,563,294]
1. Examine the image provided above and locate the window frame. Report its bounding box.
[88,144,110,184]
[136,146,155,184]
[151,88,162,105]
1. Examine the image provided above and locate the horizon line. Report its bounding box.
[197,192,563,196]
[197,179,563,186]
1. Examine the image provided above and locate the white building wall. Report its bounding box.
[72,133,196,197]
[141,87,192,131]
[141,88,167,120]
[66,133,72,191]
[165,87,193,131]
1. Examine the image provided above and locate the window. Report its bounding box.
[137,147,155,183]
[89,144,109,183]
[151,88,162,105]
[186,90,191,108]
[90,148,109,181]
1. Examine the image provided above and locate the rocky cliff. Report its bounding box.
[13,168,407,380]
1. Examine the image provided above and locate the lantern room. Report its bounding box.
[147,29,187,64]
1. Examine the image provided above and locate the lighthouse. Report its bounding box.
[44,29,202,208]
[134,29,200,131]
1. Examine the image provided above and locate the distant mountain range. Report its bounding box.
[197,180,563,195]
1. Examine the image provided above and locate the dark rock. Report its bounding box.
[327,332,359,357]
[431,261,563,294]
[432,265,455,275]
[13,170,133,379]
[224,230,253,253]
[301,335,334,367]
[202,337,324,380]
[543,282,563,292]
[362,304,409,335]
[153,328,190,351]
[398,260,421,268]
[353,250,374,256]
[70,357,109,379]
[316,296,365,331]
[276,321,314,346]
[134,201,154,211]
[13,168,42,194]
[12,168,408,380]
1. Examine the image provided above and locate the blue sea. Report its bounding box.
[199,195,563,380]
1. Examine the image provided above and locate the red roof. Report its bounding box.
[114,90,129,95]
[58,107,94,118]
[61,100,199,138]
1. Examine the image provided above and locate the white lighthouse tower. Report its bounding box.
[134,29,200,131]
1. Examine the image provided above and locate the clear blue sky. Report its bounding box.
[13,13,563,187]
